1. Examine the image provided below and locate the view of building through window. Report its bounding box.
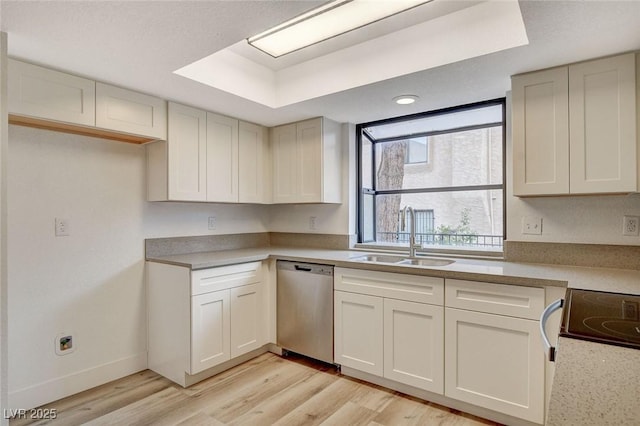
[357,100,505,252]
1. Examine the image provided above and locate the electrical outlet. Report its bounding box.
[309,216,317,230]
[622,216,639,236]
[55,332,75,356]
[208,216,217,231]
[55,218,70,236]
[522,216,542,235]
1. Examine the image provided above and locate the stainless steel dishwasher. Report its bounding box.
[276,260,334,364]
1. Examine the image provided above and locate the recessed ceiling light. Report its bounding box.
[247,0,432,58]
[394,95,419,105]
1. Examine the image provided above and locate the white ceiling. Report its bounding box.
[176,1,529,108]
[2,1,640,127]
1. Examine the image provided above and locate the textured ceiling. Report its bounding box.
[2,1,640,127]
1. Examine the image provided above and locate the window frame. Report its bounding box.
[356,98,507,252]
[404,137,429,165]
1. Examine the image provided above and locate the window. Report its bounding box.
[357,99,505,253]
[404,137,428,164]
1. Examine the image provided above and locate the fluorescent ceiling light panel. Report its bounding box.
[247,0,432,58]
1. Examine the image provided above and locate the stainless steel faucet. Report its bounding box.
[401,206,422,258]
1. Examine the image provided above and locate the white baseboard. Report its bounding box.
[8,352,147,410]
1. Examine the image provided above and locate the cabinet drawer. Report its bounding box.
[445,279,544,320]
[191,262,262,296]
[335,267,444,305]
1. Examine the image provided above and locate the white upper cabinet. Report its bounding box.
[164,102,207,202]
[9,59,167,143]
[148,104,271,203]
[8,59,96,127]
[272,123,298,203]
[206,112,239,203]
[512,67,569,196]
[272,117,342,204]
[512,53,638,196]
[239,121,271,204]
[569,54,637,194]
[95,82,167,140]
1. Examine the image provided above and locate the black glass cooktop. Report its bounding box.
[561,289,640,349]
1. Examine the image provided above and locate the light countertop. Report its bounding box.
[547,337,640,426]
[146,246,640,294]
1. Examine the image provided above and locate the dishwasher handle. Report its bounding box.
[276,260,334,276]
[540,298,563,362]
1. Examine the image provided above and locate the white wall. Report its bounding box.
[1,31,8,425]
[507,194,640,245]
[7,125,268,409]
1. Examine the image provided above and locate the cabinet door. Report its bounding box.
[271,123,297,203]
[383,299,444,394]
[230,284,263,358]
[444,308,544,424]
[297,118,323,202]
[334,290,383,376]
[569,53,637,194]
[191,290,230,374]
[239,121,269,203]
[168,102,207,201]
[206,112,239,202]
[95,83,167,139]
[8,59,96,127]
[512,67,569,196]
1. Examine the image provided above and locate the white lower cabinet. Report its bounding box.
[334,290,384,376]
[230,283,263,357]
[191,289,230,374]
[335,269,547,425]
[384,299,444,393]
[148,261,266,386]
[444,308,544,424]
[445,279,545,424]
[334,268,444,393]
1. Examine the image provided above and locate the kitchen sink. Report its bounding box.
[398,258,454,267]
[350,254,454,267]
[350,254,407,264]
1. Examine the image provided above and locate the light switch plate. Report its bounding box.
[55,218,70,236]
[522,216,542,235]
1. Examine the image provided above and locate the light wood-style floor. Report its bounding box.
[10,353,501,426]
